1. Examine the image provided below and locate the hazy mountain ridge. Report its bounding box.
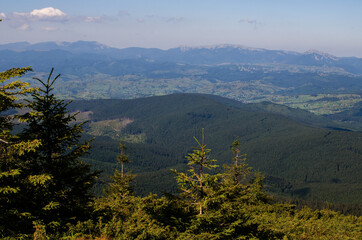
[1,41,361,128]
[2,41,362,74]
[0,41,115,53]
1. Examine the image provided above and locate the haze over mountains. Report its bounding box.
[2,41,362,74]
[2,41,361,130]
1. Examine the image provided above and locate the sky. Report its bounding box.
[1,0,362,57]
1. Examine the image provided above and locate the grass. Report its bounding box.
[87,118,134,140]
[257,94,362,115]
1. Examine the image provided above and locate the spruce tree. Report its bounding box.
[179,138,272,239]
[106,140,134,198]
[20,68,98,232]
[117,141,131,178]
[94,140,136,234]
[0,67,33,141]
[220,140,251,201]
[0,67,42,236]
[221,139,269,204]
[172,129,219,215]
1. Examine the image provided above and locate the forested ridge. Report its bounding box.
[67,94,362,207]
[1,68,361,239]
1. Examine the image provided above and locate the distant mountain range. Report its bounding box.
[1,41,362,74]
[1,41,361,128]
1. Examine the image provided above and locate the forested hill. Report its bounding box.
[68,93,362,204]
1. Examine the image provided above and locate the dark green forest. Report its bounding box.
[66,94,362,207]
[1,68,362,239]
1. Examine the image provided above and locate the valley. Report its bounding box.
[2,2,362,238]
[2,41,361,206]
[2,42,361,131]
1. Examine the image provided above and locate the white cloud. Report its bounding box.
[42,26,58,31]
[239,18,257,24]
[6,7,68,23]
[13,12,27,17]
[30,7,64,18]
[18,23,31,31]
[30,7,68,21]
[0,13,6,19]
[239,18,260,29]
[166,16,183,23]
[141,14,184,23]
[137,18,145,23]
[85,16,102,23]
[118,10,130,17]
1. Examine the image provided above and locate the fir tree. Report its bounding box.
[0,67,41,236]
[93,141,137,237]
[117,140,131,178]
[221,139,270,204]
[220,139,251,201]
[0,67,34,141]
[172,129,220,215]
[106,140,134,198]
[180,138,273,239]
[20,68,99,232]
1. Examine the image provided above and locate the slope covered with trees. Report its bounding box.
[1,68,361,239]
[67,94,362,206]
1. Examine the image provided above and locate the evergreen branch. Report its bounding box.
[47,68,54,85]
[32,77,47,89]
[50,73,61,87]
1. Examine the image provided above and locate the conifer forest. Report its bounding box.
[1,67,361,239]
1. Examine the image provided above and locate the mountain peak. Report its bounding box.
[178,44,264,52]
[303,49,338,61]
[67,40,111,51]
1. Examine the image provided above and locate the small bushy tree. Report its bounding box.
[172,129,220,215]
[175,135,275,239]
[105,140,135,198]
[92,141,139,238]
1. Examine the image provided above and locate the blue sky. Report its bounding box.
[1,0,362,57]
